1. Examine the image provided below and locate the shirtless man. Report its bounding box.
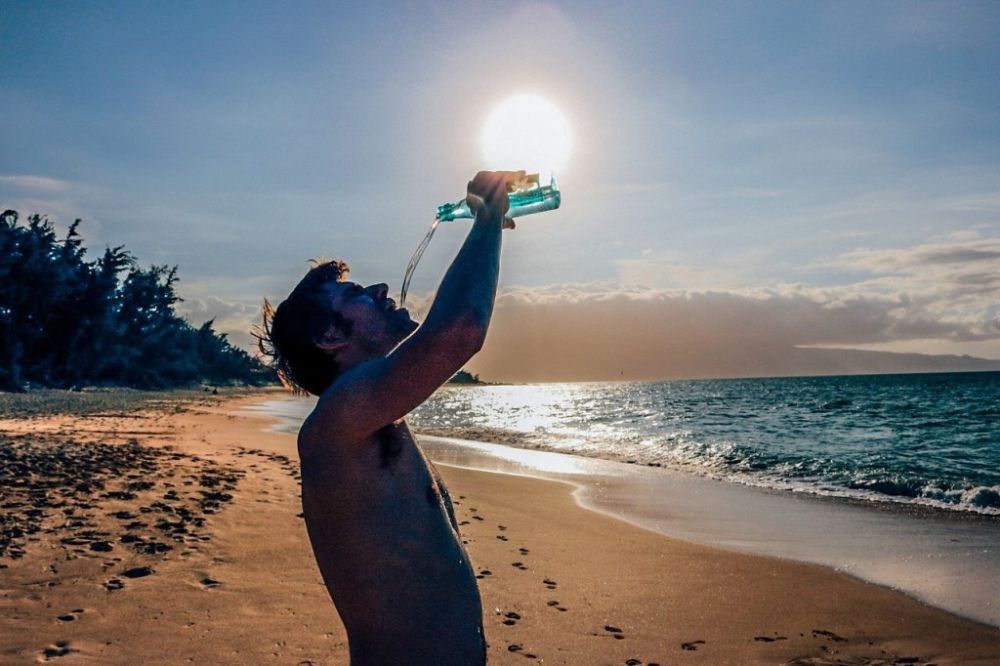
[260,171,518,664]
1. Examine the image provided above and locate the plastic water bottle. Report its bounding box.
[435,173,561,222]
[399,173,562,306]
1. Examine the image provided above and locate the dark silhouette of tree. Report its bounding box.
[0,210,275,391]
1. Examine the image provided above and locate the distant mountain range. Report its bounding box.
[776,347,1000,378]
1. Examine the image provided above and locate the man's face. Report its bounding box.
[320,280,419,363]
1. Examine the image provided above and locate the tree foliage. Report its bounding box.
[0,210,275,391]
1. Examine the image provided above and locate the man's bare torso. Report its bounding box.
[299,417,486,665]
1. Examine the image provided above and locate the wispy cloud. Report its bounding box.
[0,174,72,193]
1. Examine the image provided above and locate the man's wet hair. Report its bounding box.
[257,259,351,396]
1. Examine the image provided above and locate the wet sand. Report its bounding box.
[1,391,998,664]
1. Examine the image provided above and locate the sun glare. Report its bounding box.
[481,94,572,176]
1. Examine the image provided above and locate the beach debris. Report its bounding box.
[811,629,847,642]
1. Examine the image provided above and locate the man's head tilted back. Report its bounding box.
[260,259,419,395]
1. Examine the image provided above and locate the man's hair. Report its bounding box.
[257,259,351,396]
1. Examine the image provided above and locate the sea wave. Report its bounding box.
[412,423,1000,516]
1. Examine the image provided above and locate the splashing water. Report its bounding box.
[399,217,441,307]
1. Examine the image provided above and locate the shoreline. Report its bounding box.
[416,434,1000,629]
[2,391,997,664]
[243,395,1000,628]
[243,395,1000,519]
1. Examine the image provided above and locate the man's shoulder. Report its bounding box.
[297,388,380,464]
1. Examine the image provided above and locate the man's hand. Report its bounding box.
[466,170,522,230]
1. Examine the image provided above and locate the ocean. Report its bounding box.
[408,371,1000,515]
[245,370,1000,625]
[256,371,1000,516]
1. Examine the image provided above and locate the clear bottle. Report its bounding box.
[400,173,562,306]
[435,173,561,222]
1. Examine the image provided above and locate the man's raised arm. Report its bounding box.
[302,171,517,447]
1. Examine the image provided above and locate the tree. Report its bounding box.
[0,210,275,391]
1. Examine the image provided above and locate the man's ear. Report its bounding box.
[314,326,349,355]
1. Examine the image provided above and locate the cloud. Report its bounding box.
[192,234,1000,381]
[841,237,1000,271]
[175,295,262,351]
[466,234,1000,380]
[465,281,1000,381]
[0,174,72,193]
[830,237,1000,333]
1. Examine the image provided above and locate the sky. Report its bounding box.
[2,1,999,380]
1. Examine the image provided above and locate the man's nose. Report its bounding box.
[366,283,389,300]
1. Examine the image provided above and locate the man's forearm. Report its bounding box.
[422,210,503,338]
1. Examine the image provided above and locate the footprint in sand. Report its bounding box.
[121,566,154,579]
[754,635,788,642]
[681,639,705,651]
[604,625,626,640]
[546,600,569,612]
[496,535,508,541]
[518,547,529,555]
[543,578,557,589]
[200,577,221,588]
[41,640,77,660]
[511,561,528,570]
[103,578,125,591]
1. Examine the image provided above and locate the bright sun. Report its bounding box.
[481,94,572,176]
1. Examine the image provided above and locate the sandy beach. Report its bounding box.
[1,391,998,664]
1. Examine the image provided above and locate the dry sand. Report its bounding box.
[1,391,997,664]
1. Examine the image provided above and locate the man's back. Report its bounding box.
[299,417,486,665]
